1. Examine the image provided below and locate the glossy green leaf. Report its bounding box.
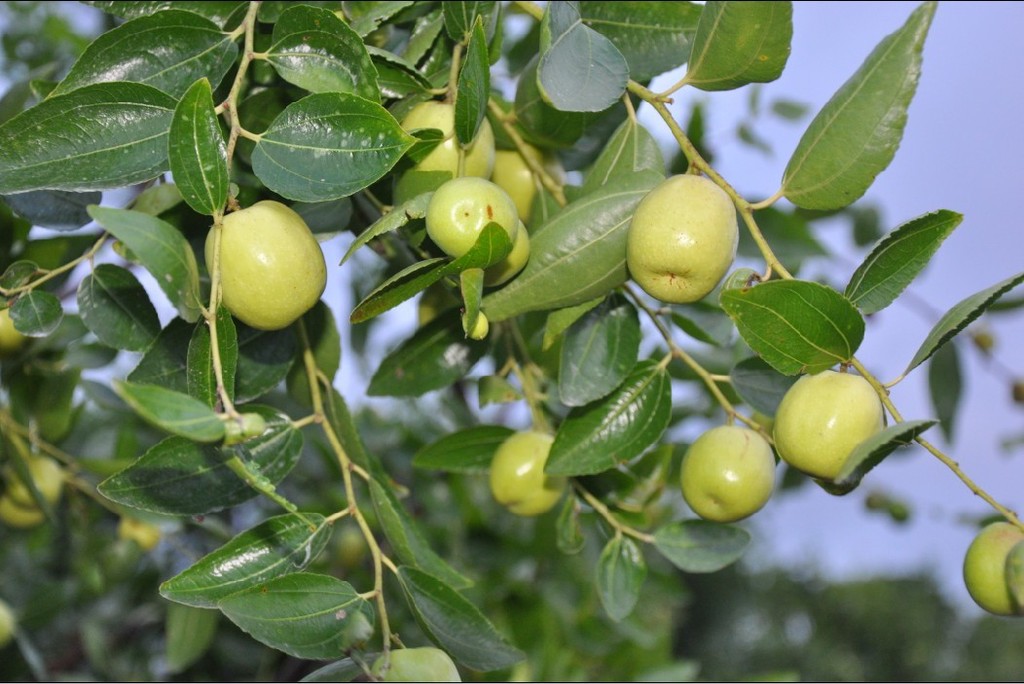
[547,360,672,476]
[904,271,1024,374]
[459,267,485,337]
[556,495,585,555]
[369,47,432,99]
[369,479,471,589]
[928,341,961,443]
[684,1,792,91]
[53,10,238,98]
[286,302,341,406]
[9,291,62,337]
[161,513,331,608]
[351,222,511,323]
[347,0,415,37]
[187,306,237,407]
[88,206,202,322]
[483,171,661,321]
[782,3,937,209]
[0,83,175,193]
[580,118,665,194]
[513,55,595,149]
[234,324,296,403]
[413,425,513,473]
[2,190,101,231]
[403,9,444,64]
[652,520,750,573]
[538,1,628,113]
[455,18,490,145]
[559,294,640,407]
[341,192,432,265]
[169,78,228,216]
[267,5,380,101]
[128,318,194,393]
[252,93,415,202]
[543,297,603,350]
[323,388,381,478]
[442,1,495,41]
[579,1,702,81]
[845,210,962,314]
[77,264,160,352]
[0,262,38,291]
[720,280,865,376]
[729,356,799,416]
[398,566,524,671]
[596,536,646,621]
[84,2,245,27]
[300,658,365,683]
[669,301,734,348]
[165,604,219,675]
[98,406,302,515]
[832,420,936,491]
[218,573,373,660]
[114,381,225,442]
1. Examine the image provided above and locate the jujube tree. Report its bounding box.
[0,1,1022,680]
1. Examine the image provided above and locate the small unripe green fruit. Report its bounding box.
[467,312,489,340]
[626,174,738,303]
[426,178,519,258]
[117,517,162,551]
[206,201,327,331]
[489,431,565,516]
[0,308,26,357]
[484,221,530,287]
[401,101,494,179]
[680,425,776,523]
[0,597,15,648]
[963,521,1024,616]
[4,456,63,508]
[0,495,45,529]
[372,647,462,682]
[773,370,884,481]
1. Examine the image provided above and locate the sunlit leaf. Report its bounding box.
[161,513,331,608]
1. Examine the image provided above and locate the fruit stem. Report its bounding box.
[850,357,1024,533]
[504,321,553,433]
[487,99,567,207]
[748,189,785,211]
[0,234,106,298]
[573,482,654,544]
[512,0,543,20]
[296,320,395,656]
[625,284,762,431]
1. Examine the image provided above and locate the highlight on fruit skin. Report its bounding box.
[626,174,738,304]
[205,201,327,331]
[680,425,776,523]
[488,430,565,517]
